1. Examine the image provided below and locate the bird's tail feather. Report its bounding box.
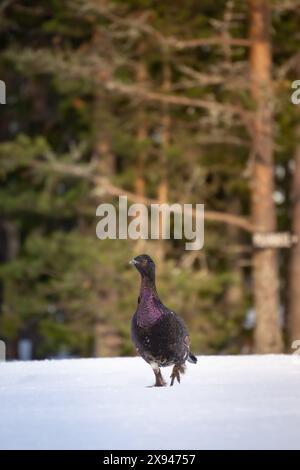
[187,352,197,364]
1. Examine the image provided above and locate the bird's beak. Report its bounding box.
[129,258,137,266]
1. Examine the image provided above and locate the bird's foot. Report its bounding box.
[153,368,167,387]
[154,380,167,387]
[150,362,167,387]
[170,364,186,386]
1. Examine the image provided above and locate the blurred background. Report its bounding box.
[0,0,299,360]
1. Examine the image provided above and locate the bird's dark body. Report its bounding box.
[130,254,197,386]
[131,310,189,367]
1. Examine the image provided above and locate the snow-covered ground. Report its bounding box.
[0,355,299,450]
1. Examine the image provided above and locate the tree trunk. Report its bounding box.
[93,89,117,357]
[134,45,148,254]
[94,91,115,178]
[157,54,171,264]
[288,134,300,344]
[226,201,243,307]
[249,0,283,352]
[94,322,122,357]
[135,46,147,199]
[0,220,19,359]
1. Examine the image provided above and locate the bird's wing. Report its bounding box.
[168,309,189,334]
[166,309,191,361]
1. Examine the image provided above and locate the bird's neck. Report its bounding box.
[140,274,157,296]
[137,275,162,327]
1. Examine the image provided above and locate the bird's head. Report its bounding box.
[130,254,155,281]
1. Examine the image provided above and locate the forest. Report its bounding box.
[0,0,299,360]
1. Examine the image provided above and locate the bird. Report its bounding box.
[130,254,197,387]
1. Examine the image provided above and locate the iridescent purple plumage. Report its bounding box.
[136,278,164,328]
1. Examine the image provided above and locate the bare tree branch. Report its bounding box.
[74,0,252,50]
[94,179,254,233]
[35,159,254,233]
[104,79,251,123]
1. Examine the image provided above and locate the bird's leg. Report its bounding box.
[151,363,166,387]
[170,364,186,386]
[155,369,166,387]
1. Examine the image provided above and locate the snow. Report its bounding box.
[0,355,300,450]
